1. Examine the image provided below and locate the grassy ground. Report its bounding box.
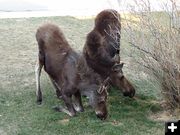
[0,16,169,135]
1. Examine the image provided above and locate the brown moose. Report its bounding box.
[35,23,110,120]
[83,9,135,97]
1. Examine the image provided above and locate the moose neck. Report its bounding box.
[77,55,102,108]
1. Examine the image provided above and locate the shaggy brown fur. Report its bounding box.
[83,9,121,79]
[35,23,108,119]
[83,9,135,97]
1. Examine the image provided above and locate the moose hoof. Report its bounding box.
[96,112,108,120]
[76,107,84,113]
[36,99,42,105]
[73,105,84,112]
[96,114,107,120]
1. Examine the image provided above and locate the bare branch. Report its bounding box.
[116,0,180,110]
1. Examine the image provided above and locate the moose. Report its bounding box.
[35,10,136,120]
[34,23,119,120]
[83,9,135,97]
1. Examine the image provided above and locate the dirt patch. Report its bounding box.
[103,120,123,127]
[149,110,180,122]
[110,120,123,126]
[58,118,70,125]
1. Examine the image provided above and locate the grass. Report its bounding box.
[0,16,169,135]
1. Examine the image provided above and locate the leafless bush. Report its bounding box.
[121,0,180,110]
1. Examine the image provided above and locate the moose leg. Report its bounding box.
[54,93,76,117]
[35,60,43,104]
[62,94,76,116]
[53,105,75,116]
[73,91,84,112]
[49,78,62,99]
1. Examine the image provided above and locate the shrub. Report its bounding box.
[121,0,180,110]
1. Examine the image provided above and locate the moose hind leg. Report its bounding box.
[35,59,43,104]
[73,91,84,112]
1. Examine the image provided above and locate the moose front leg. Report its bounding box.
[49,77,62,99]
[54,93,76,117]
[53,105,75,117]
[73,91,84,112]
[63,94,76,116]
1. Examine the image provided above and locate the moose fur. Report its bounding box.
[35,23,108,119]
[83,9,135,97]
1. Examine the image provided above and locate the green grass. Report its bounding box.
[0,16,165,135]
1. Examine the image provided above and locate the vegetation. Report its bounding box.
[122,0,180,110]
[0,15,177,135]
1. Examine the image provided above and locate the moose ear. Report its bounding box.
[112,63,124,72]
